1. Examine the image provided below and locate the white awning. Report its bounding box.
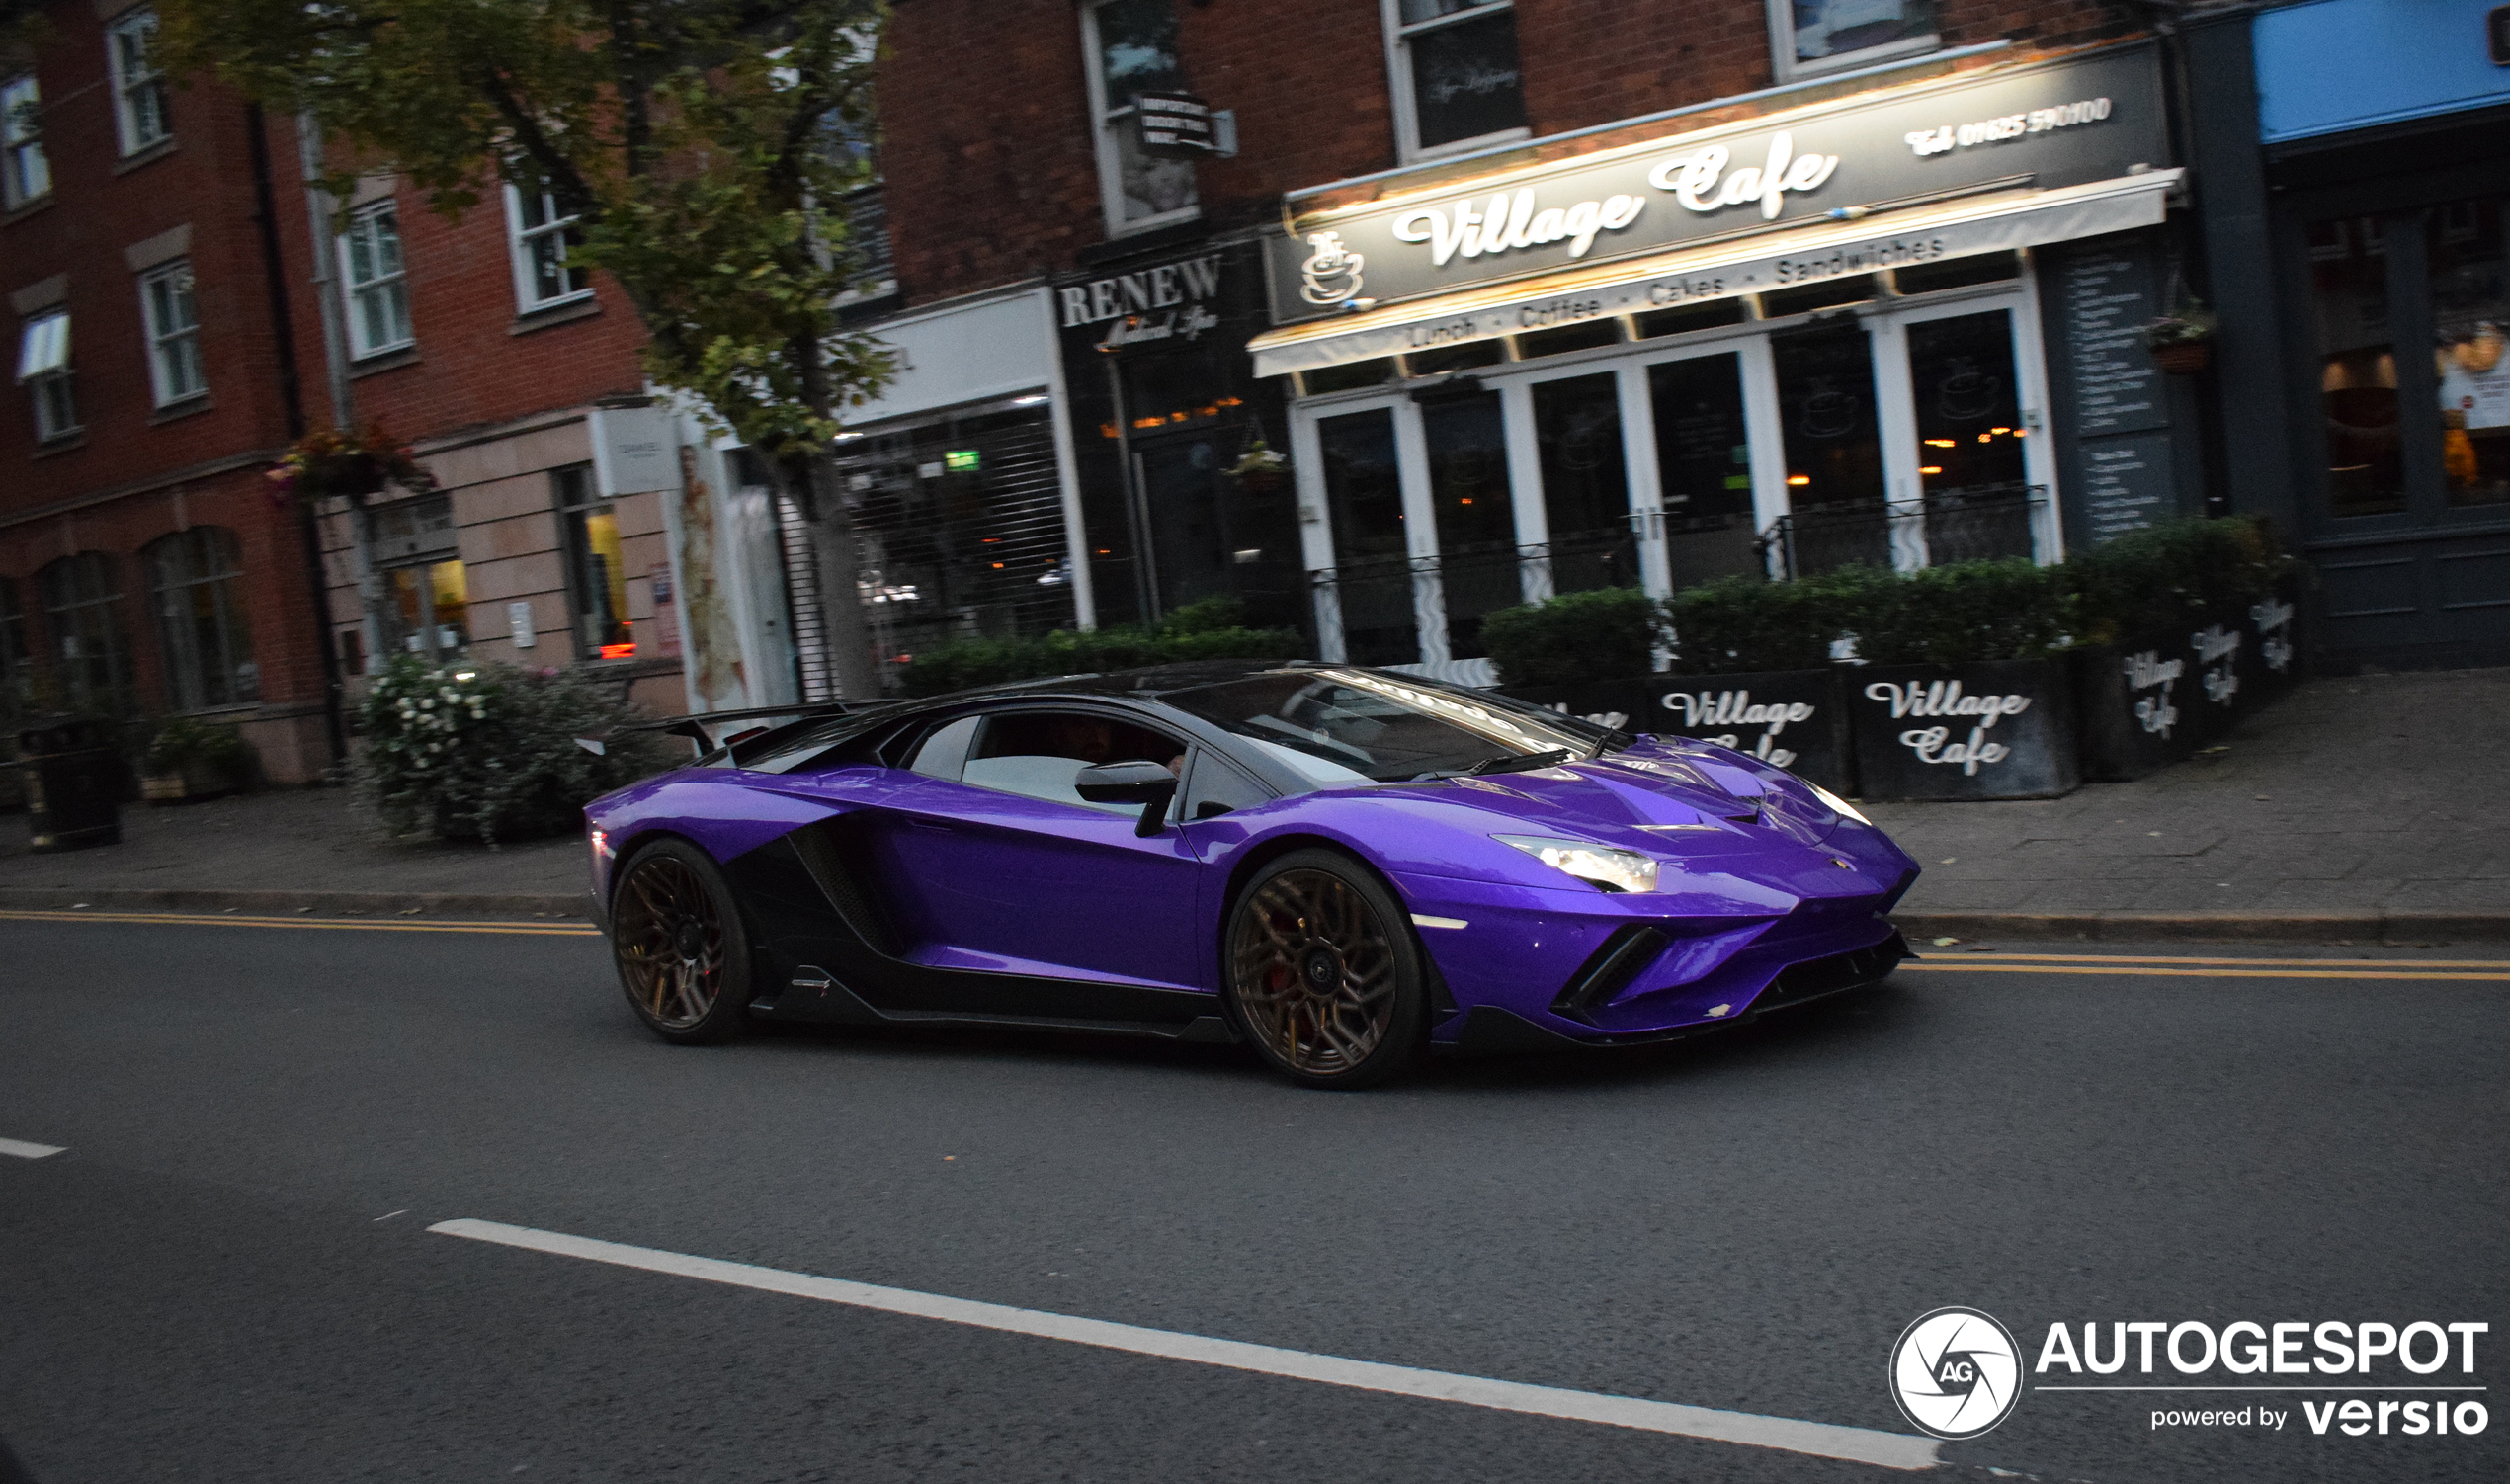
[15,311,68,383]
[1250,169,2181,378]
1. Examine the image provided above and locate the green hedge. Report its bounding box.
[1478,587,1656,685]
[895,597,1306,698]
[1481,516,2293,684]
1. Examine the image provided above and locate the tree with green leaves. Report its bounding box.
[160,0,895,699]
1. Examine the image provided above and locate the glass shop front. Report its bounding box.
[1255,43,2191,670]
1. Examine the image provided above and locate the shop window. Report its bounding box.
[386,558,468,661]
[145,527,258,710]
[138,259,205,406]
[1634,299,1748,339]
[1535,372,1636,593]
[106,8,170,155]
[1384,0,1527,160]
[1907,310,2026,500]
[1299,359,1396,396]
[37,552,137,713]
[1516,320,1621,361]
[2429,196,2509,510]
[0,575,30,714]
[834,407,1080,682]
[1761,274,1879,320]
[1422,390,1516,657]
[1080,0,1200,235]
[340,201,414,358]
[1316,407,1416,664]
[556,464,634,659]
[17,309,75,441]
[1893,252,2020,296]
[1647,354,1764,589]
[505,178,590,311]
[1767,0,1938,83]
[2310,214,2404,519]
[1770,320,1887,564]
[3,73,48,207]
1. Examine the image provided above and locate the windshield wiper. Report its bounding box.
[1466,747,1574,776]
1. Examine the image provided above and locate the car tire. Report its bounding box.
[609,837,754,1045]
[1221,848,1427,1089]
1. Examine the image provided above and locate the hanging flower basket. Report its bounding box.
[2151,341,2212,375]
[2141,298,2217,376]
[269,424,437,504]
[1225,439,1291,496]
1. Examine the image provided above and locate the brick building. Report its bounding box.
[2,2,737,789]
[861,1,2221,680]
[2,2,337,780]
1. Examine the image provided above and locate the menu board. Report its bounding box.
[2058,250,2167,437]
[2078,432,2176,541]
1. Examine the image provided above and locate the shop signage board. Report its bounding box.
[1264,43,2167,328]
[1134,92,1216,156]
[1847,660,2079,800]
[2054,249,2167,436]
[1253,171,2174,376]
[2075,431,2176,542]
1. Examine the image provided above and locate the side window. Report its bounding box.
[907,715,980,780]
[962,709,1185,812]
[1181,748,1271,820]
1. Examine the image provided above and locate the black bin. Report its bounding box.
[20,717,123,853]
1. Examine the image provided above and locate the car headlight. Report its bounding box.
[1495,835,1659,893]
[1807,782,1872,826]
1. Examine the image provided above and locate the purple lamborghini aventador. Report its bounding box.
[584,661,1919,1088]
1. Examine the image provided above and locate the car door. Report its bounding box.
[879,703,1210,994]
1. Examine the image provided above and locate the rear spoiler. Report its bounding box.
[575,699,896,758]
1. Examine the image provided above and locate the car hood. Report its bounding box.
[1316,741,1913,905]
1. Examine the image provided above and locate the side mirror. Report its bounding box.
[1075,760,1180,837]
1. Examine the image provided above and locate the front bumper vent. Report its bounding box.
[1552,926,1671,1022]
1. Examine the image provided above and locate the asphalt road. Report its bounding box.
[0,913,2502,1483]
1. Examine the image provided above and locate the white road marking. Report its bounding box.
[429,1218,1938,1471]
[0,1138,65,1160]
[1411,914,1469,930]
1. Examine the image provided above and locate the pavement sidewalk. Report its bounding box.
[2,667,2503,940]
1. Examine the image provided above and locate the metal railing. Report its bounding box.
[1758,482,2047,580]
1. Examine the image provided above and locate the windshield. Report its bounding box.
[1162,669,1597,784]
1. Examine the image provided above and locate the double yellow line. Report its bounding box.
[4,912,2504,980]
[1910,950,2510,983]
[0,908,600,938]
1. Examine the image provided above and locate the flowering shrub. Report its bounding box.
[359,657,671,844]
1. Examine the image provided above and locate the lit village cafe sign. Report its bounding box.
[1261,44,2167,348]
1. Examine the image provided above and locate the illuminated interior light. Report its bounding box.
[599,642,635,659]
[991,562,1005,569]
[1786,474,1811,486]
[1460,497,1473,505]
[1920,465,1943,474]
[1990,427,2010,435]
[1977,434,1991,443]
[1925,439,1957,448]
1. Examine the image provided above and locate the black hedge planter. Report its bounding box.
[1631,669,1856,795]
[2073,642,2196,782]
[1497,671,1855,793]
[1847,659,2079,801]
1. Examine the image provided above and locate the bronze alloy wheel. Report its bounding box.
[1227,866,1402,1079]
[614,851,729,1031]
